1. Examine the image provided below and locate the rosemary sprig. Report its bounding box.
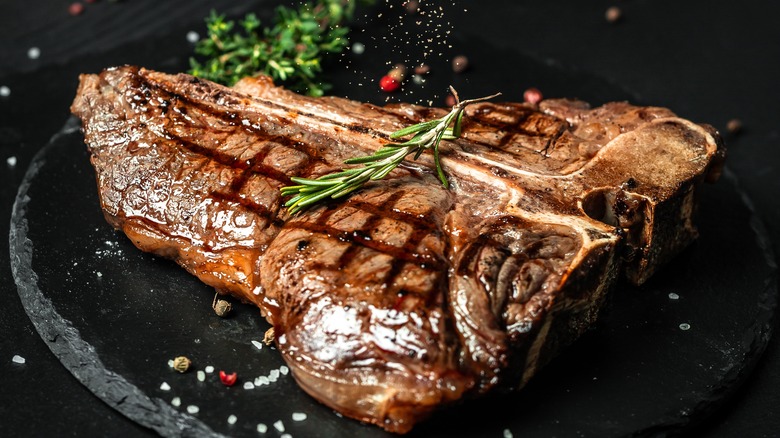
[281,88,501,214]
[189,0,372,96]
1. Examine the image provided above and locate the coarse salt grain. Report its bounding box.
[256,423,268,433]
[256,376,270,386]
[273,420,285,432]
[679,323,691,331]
[12,355,25,364]
[243,381,255,390]
[279,365,289,375]
[168,359,174,368]
[171,397,181,407]
[503,429,513,438]
[280,434,292,438]
[251,340,264,350]
[96,272,102,278]
[7,156,17,167]
[205,365,214,373]
[186,31,200,43]
[27,47,41,59]
[668,293,680,300]
[197,370,206,382]
[227,414,238,425]
[186,405,199,414]
[292,412,307,422]
[0,86,10,97]
[269,369,280,379]
[351,42,365,54]
[160,382,171,391]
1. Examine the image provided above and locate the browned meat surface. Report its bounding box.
[70,66,724,433]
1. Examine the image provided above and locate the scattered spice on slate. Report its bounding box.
[263,327,275,345]
[451,55,469,73]
[173,356,191,373]
[727,118,743,134]
[220,370,238,386]
[69,2,84,16]
[606,6,622,23]
[212,293,232,317]
[388,63,408,82]
[414,64,430,75]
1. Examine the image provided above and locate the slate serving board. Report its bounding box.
[9,14,778,437]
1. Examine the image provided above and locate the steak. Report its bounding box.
[70,66,724,433]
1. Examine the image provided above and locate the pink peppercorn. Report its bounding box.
[379,75,400,93]
[69,2,85,15]
[523,87,543,104]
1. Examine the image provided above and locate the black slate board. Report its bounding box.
[8,14,778,436]
[10,116,777,438]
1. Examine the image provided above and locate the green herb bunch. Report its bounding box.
[189,0,371,97]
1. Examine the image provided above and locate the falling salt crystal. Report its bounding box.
[171,397,181,407]
[186,31,200,43]
[7,156,17,167]
[251,340,264,350]
[279,365,289,375]
[668,292,680,300]
[227,414,238,425]
[292,412,307,422]
[27,47,41,59]
[244,381,255,390]
[186,405,200,414]
[160,382,171,391]
[0,85,10,97]
[679,323,691,331]
[503,429,514,438]
[273,420,285,432]
[205,365,214,373]
[168,360,174,368]
[197,370,205,382]
[12,355,26,364]
[351,42,365,54]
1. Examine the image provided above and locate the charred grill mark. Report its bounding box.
[288,191,446,272]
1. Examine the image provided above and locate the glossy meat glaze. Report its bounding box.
[71,66,724,433]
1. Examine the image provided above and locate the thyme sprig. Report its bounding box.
[281,88,501,214]
[189,0,372,96]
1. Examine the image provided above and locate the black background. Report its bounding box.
[1,1,778,436]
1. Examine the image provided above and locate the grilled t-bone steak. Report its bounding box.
[71,66,724,433]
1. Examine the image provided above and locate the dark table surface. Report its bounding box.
[2,1,778,436]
